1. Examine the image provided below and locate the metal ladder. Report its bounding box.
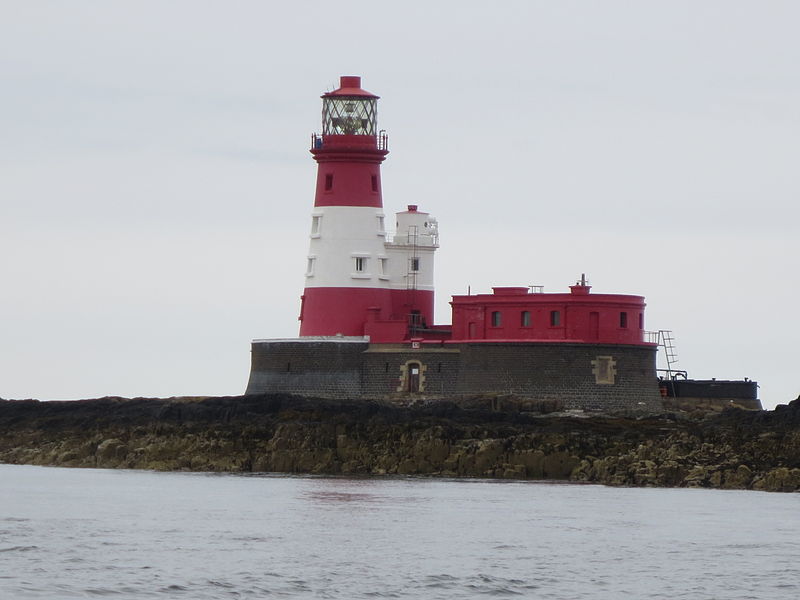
[406,225,419,292]
[406,225,420,333]
[658,330,679,379]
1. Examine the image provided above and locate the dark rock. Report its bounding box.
[0,394,799,492]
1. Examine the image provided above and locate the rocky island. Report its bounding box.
[1,394,798,492]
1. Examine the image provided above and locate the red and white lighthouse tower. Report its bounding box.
[299,76,438,338]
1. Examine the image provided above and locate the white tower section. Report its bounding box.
[305,206,390,289]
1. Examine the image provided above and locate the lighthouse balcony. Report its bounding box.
[310,132,389,151]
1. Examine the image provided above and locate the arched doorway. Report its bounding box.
[397,360,426,393]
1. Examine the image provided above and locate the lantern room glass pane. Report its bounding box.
[323,97,377,135]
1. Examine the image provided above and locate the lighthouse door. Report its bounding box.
[407,363,421,392]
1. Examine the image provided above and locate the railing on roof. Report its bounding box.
[644,330,661,344]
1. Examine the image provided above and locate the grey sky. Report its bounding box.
[1,1,798,408]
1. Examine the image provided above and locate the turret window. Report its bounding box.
[371,175,378,192]
[491,311,502,327]
[521,311,531,327]
[550,310,561,327]
[306,257,315,276]
[620,312,628,328]
[324,174,334,191]
[311,215,321,235]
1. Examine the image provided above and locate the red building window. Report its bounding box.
[491,311,502,327]
[638,313,644,329]
[620,312,628,328]
[325,174,334,191]
[550,310,560,326]
[521,311,531,327]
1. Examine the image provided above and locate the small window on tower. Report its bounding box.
[371,175,378,192]
[324,174,334,191]
[411,257,420,272]
[491,311,502,327]
[550,310,561,327]
[355,257,367,272]
[521,311,531,327]
[377,216,385,233]
[311,216,321,235]
[620,312,628,328]
[306,257,315,276]
[379,258,388,275]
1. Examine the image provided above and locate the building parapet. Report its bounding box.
[252,336,370,344]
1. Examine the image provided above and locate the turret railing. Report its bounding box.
[309,131,389,151]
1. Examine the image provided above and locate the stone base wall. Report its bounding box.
[453,343,662,412]
[361,346,462,398]
[246,339,662,412]
[246,340,369,398]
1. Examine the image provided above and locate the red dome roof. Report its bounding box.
[322,76,379,98]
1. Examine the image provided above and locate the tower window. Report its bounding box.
[521,311,531,327]
[550,310,560,326]
[377,216,385,233]
[311,216,321,235]
[355,257,367,272]
[620,312,628,328]
[411,257,420,272]
[491,311,502,327]
[379,258,388,275]
[639,313,644,329]
[324,174,333,191]
[306,257,315,276]
[371,175,378,192]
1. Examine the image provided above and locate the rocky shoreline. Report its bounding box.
[1,394,798,492]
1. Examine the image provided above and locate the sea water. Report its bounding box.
[0,464,798,599]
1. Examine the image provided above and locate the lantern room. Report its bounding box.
[321,76,378,137]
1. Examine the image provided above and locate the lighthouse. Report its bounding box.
[246,74,666,412]
[299,76,438,338]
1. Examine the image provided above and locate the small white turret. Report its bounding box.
[384,204,439,326]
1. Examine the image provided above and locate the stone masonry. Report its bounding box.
[247,339,663,413]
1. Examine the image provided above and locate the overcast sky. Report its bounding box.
[1,1,798,409]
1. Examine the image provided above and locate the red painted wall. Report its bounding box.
[299,287,393,336]
[449,285,650,346]
[311,141,387,208]
[389,289,434,328]
[299,287,434,339]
